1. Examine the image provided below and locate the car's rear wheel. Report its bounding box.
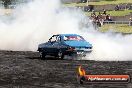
[40,52,46,60]
[57,50,64,59]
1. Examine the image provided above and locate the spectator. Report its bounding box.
[90,10,112,27]
[103,9,106,15]
[92,10,96,16]
[129,5,132,10]
[96,19,101,27]
[102,13,106,23]
[120,4,124,10]
[100,18,104,26]
[98,13,103,21]
[129,18,132,26]
[125,4,129,10]
[106,14,112,21]
[81,0,87,3]
[115,5,120,11]
[89,5,94,12]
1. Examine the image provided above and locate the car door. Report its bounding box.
[46,35,59,54]
[52,35,62,52]
[52,35,67,53]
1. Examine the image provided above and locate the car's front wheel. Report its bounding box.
[57,50,64,59]
[40,52,46,60]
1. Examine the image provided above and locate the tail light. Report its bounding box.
[67,47,75,51]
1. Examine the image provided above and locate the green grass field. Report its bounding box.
[65,0,132,6]
[99,24,132,33]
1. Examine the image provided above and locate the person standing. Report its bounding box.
[129,18,132,26]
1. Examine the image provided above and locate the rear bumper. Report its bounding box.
[65,49,92,57]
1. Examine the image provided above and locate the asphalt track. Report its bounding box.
[0,50,132,88]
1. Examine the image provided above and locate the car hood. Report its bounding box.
[64,40,92,48]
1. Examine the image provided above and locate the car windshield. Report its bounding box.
[64,35,84,41]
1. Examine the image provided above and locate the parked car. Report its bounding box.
[38,34,92,59]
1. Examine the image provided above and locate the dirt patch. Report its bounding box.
[0,50,132,88]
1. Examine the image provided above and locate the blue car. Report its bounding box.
[38,34,92,59]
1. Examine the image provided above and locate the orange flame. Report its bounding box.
[78,66,86,76]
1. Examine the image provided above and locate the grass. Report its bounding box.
[65,0,132,6]
[84,10,132,16]
[105,10,132,16]
[99,24,132,33]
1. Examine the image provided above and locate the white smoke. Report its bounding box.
[0,0,132,61]
[0,0,80,50]
[83,32,132,61]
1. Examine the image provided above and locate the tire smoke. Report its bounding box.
[0,0,132,61]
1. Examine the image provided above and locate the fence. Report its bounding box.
[100,21,132,26]
[103,21,129,24]
[92,21,132,28]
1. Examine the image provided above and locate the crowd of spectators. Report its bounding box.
[83,2,132,27]
[115,4,132,11]
[89,3,132,27]
[90,9,112,27]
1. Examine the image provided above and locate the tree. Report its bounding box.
[2,0,11,8]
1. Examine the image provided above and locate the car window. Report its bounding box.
[56,36,61,42]
[50,35,58,42]
[64,35,84,41]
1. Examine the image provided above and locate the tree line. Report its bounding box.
[0,0,29,8]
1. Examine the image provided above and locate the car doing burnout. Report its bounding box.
[38,34,92,59]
